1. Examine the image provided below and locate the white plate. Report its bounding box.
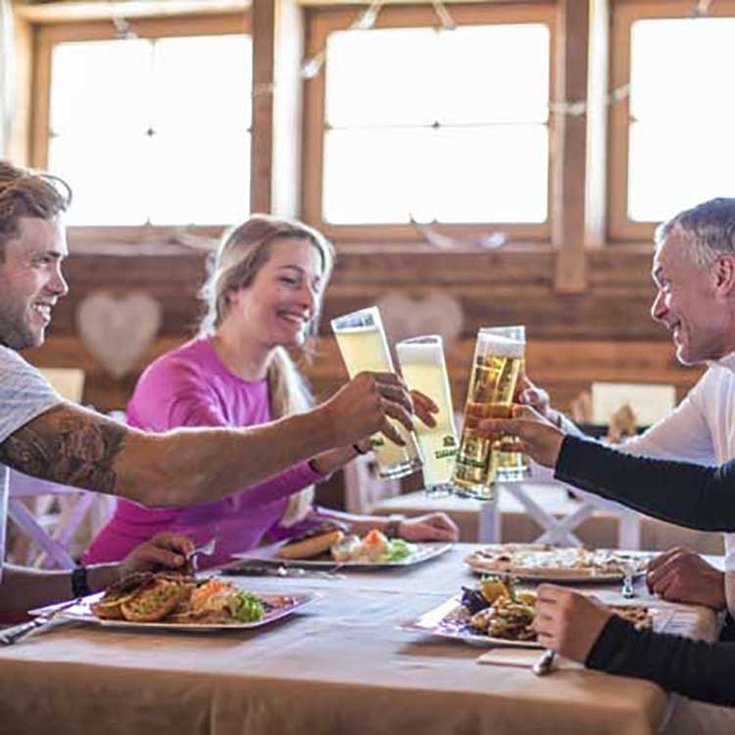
[233,541,453,569]
[30,591,320,632]
[400,595,674,648]
[464,546,651,583]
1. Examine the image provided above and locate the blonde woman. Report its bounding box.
[84,215,457,568]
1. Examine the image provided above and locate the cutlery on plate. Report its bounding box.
[621,565,636,599]
[1,598,82,646]
[532,648,556,676]
[221,564,344,580]
[186,531,220,570]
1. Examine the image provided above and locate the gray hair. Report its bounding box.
[655,198,735,268]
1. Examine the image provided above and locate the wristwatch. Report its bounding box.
[70,565,91,598]
[384,515,405,539]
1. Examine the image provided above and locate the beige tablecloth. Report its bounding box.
[0,545,719,735]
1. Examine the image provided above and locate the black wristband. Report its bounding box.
[70,565,91,598]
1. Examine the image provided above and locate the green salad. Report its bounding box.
[382,538,415,563]
[231,590,266,622]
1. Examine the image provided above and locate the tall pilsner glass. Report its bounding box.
[331,307,423,479]
[452,326,525,499]
[494,328,529,482]
[396,335,458,490]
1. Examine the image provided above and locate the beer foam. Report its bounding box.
[396,341,443,366]
[334,324,382,335]
[480,333,525,358]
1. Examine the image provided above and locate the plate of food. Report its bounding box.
[464,543,650,582]
[399,576,666,648]
[234,525,452,568]
[30,572,318,632]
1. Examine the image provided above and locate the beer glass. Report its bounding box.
[494,328,529,483]
[452,325,525,498]
[396,335,458,491]
[331,307,423,479]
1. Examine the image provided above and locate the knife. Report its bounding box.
[1,597,82,645]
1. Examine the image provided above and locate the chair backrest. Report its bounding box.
[591,382,676,427]
[38,367,85,403]
[342,453,402,514]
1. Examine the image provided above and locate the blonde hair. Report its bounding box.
[0,161,71,258]
[200,214,335,526]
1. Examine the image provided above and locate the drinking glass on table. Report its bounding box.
[331,306,423,479]
[396,335,458,493]
[452,325,525,499]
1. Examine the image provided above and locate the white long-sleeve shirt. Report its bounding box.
[555,352,735,614]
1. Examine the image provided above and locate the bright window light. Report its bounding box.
[48,35,252,226]
[323,24,550,225]
[628,19,735,222]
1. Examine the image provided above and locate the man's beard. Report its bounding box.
[0,304,42,350]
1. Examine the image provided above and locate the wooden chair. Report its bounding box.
[6,371,117,568]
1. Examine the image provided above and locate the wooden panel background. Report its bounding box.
[25,244,704,414]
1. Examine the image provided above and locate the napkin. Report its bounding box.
[476,648,582,670]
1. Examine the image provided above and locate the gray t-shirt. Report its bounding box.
[0,346,63,581]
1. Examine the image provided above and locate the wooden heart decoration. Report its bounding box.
[76,291,162,379]
[377,289,464,348]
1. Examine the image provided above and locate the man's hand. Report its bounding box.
[398,512,459,542]
[646,546,726,610]
[478,404,565,468]
[324,371,415,446]
[516,374,569,429]
[533,584,612,663]
[411,390,438,429]
[116,532,195,579]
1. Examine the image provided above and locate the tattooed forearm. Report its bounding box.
[0,404,127,494]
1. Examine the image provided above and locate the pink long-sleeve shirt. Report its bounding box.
[83,337,324,568]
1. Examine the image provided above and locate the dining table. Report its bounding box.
[0,543,720,735]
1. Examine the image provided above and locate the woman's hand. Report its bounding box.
[116,532,195,579]
[478,404,565,468]
[398,512,459,542]
[533,584,612,663]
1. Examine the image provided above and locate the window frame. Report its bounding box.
[608,0,735,242]
[301,2,558,245]
[27,9,251,242]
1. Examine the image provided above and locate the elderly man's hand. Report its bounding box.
[116,532,195,579]
[646,546,726,610]
[398,512,459,543]
[533,584,612,664]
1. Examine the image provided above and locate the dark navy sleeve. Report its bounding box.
[554,435,735,531]
[587,614,735,705]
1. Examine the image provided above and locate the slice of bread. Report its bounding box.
[276,529,345,560]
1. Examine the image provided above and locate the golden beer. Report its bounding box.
[396,335,458,490]
[452,327,524,498]
[331,307,423,479]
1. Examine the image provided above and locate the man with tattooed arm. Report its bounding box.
[0,160,419,614]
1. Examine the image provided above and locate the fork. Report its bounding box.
[532,648,556,676]
[621,563,636,599]
[186,532,220,569]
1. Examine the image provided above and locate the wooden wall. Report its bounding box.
[25,242,704,415]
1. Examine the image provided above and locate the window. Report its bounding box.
[31,13,251,231]
[609,1,735,240]
[303,5,556,242]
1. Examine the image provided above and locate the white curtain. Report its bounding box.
[0,0,15,158]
